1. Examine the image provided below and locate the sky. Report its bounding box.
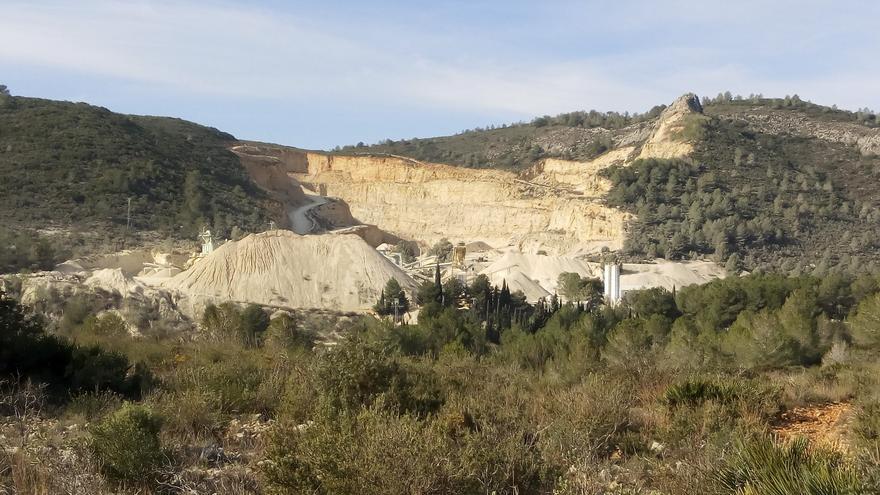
[1,0,878,149]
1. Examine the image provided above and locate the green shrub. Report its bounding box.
[263,408,448,495]
[64,391,122,422]
[90,403,166,485]
[315,336,443,416]
[665,379,731,408]
[712,436,862,494]
[264,313,316,352]
[850,292,880,348]
[167,349,285,415]
[853,400,880,450]
[80,312,128,337]
[147,389,223,440]
[1,292,145,399]
[264,404,553,495]
[66,345,131,393]
[541,375,636,465]
[602,317,667,370]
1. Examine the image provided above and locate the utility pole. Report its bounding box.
[123,196,132,249]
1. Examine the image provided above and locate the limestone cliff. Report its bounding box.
[524,146,635,196]
[289,152,629,254]
[638,93,704,160]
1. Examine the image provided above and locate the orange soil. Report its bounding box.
[771,401,852,449]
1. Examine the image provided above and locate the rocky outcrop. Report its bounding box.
[638,93,704,160]
[3,269,189,333]
[525,147,635,196]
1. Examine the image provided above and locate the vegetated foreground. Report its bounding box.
[4,270,880,494]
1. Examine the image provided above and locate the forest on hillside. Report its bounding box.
[603,114,880,274]
[0,95,275,271]
[339,92,877,171]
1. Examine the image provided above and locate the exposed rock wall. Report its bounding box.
[290,152,629,254]
[526,146,635,196]
[234,94,707,255]
[231,144,308,229]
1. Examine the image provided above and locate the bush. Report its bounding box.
[148,389,223,440]
[852,400,880,450]
[315,336,443,416]
[264,403,553,495]
[712,436,862,494]
[80,312,128,337]
[263,408,449,495]
[264,313,316,352]
[167,349,285,415]
[850,292,880,348]
[64,391,123,422]
[90,403,166,485]
[541,375,636,465]
[1,292,144,399]
[665,379,732,408]
[603,317,670,370]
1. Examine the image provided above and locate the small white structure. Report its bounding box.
[376,243,402,266]
[199,229,216,255]
[603,263,621,305]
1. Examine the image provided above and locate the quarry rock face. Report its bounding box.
[235,94,704,255]
[286,152,630,254]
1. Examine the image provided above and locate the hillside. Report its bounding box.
[605,96,880,274]
[0,95,278,271]
[323,93,880,275]
[345,94,878,170]
[3,90,880,277]
[337,105,665,170]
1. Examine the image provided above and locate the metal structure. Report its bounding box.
[199,229,216,255]
[603,263,621,305]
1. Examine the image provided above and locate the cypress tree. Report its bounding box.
[434,262,443,304]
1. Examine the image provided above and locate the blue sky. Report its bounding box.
[2,0,878,149]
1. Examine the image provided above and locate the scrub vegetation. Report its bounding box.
[4,270,880,493]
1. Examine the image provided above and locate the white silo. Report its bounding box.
[603,263,621,305]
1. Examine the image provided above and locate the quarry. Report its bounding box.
[6,4,880,492]
[3,91,879,495]
[0,94,728,333]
